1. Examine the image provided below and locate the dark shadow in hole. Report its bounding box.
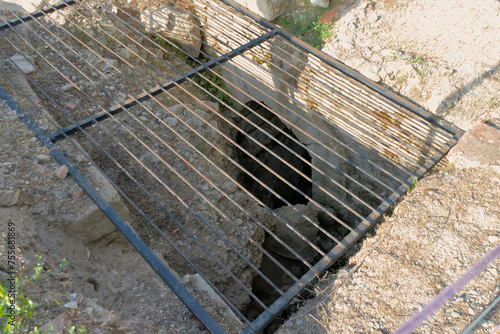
[234,101,313,209]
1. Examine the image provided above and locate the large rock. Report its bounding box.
[266,204,319,263]
[57,166,129,243]
[231,0,291,21]
[252,204,319,301]
[448,120,500,172]
[141,5,202,58]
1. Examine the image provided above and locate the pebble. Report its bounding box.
[481,320,493,328]
[116,93,127,103]
[74,190,84,199]
[37,154,51,163]
[35,164,45,174]
[367,13,379,23]
[164,117,178,127]
[225,181,238,194]
[63,301,78,309]
[139,116,148,122]
[104,58,118,68]
[168,104,185,115]
[56,165,69,179]
[450,311,461,318]
[8,54,36,74]
[66,101,77,110]
[69,293,77,301]
[75,154,88,163]
[140,152,160,164]
[61,83,76,92]
[119,48,130,61]
[487,236,499,244]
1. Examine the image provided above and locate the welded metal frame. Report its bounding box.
[0,0,464,333]
[47,27,280,142]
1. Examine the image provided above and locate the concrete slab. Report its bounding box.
[448,119,500,171]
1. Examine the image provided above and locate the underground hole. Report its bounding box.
[233,101,313,210]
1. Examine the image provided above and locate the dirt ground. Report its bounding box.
[276,0,500,333]
[0,0,499,333]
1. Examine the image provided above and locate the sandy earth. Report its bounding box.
[277,0,500,333]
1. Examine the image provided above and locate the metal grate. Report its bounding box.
[0,0,464,332]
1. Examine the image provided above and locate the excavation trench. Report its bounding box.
[0,1,461,331]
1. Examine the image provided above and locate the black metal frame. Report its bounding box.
[47,27,280,142]
[0,0,464,333]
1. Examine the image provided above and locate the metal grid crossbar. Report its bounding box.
[0,0,464,332]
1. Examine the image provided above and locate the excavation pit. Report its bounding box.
[0,0,464,332]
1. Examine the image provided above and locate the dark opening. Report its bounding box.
[234,101,313,209]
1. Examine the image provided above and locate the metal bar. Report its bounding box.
[28,2,360,236]
[0,84,225,334]
[0,36,290,310]
[217,0,464,138]
[94,0,409,196]
[47,27,279,142]
[202,13,441,166]
[2,8,329,268]
[461,294,500,334]
[0,46,276,318]
[394,243,500,334]
[0,0,76,31]
[244,132,462,333]
[107,0,400,199]
[0,1,466,332]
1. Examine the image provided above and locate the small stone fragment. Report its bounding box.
[64,301,78,309]
[119,48,130,61]
[37,154,51,163]
[104,58,118,68]
[451,311,461,318]
[426,93,448,114]
[311,0,329,8]
[164,117,178,127]
[9,54,36,74]
[62,83,76,92]
[320,9,337,24]
[6,190,20,207]
[35,164,45,175]
[168,104,185,115]
[66,101,77,110]
[39,312,72,333]
[74,190,84,199]
[56,165,69,179]
[75,154,88,163]
[487,236,499,244]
